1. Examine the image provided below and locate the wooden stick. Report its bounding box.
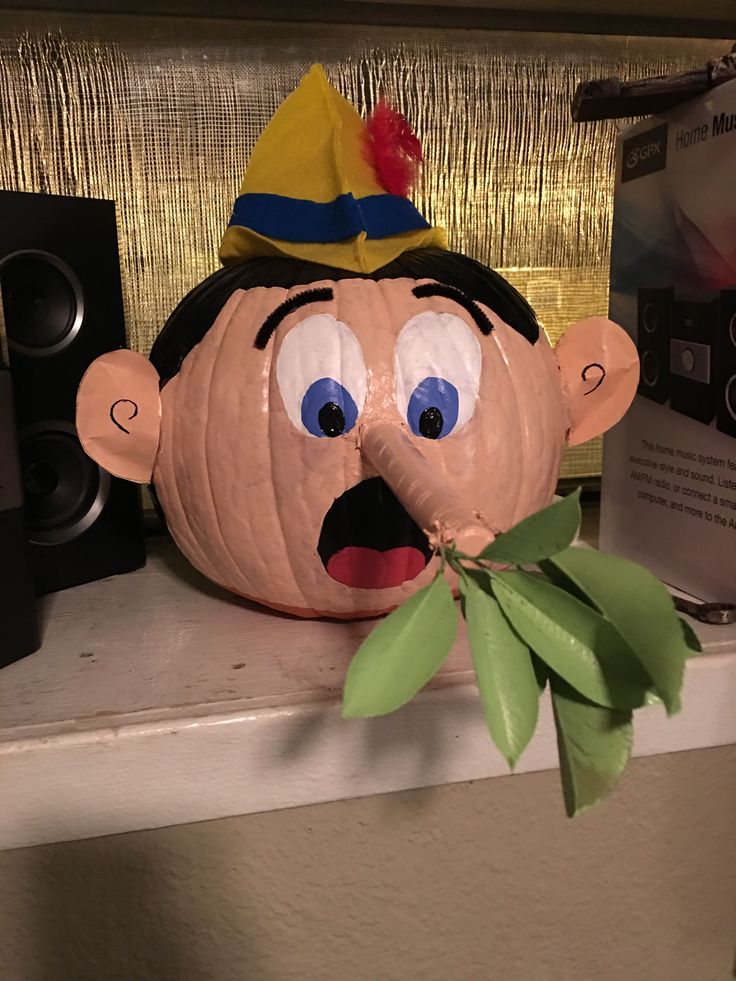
[360,422,495,555]
[572,49,736,122]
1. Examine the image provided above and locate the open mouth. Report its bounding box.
[317,477,433,590]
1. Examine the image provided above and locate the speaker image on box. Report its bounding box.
[716,289,736,439]
[0,190,145,596]
[669,298,718,425]
[636,287,672,404]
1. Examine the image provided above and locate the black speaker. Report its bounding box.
[0,190,145,595]
[716,289,736,439]
[669,298,718,424]
[637,287,672,404]
[0,363,40,665]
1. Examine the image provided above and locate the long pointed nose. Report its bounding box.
[359,422,495,557]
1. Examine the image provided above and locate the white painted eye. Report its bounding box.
[275,314,367,438]
[395,311,482,439]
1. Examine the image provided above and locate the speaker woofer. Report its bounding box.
[637,287,672,404]
[725,376,736,424]
[19,421,110,545]
[640,349,660,388]
[642,302,659,334]
[0,250,84,357]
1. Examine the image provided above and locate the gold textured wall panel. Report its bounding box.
[0,13,725,476]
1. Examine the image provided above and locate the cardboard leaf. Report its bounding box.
[76,350,161,483]
[459,571,539,767]
[342,573,457,718]
[491,570,653,710]
[478,489,581,565]
[544,549,688,714]
[551,681,633,817]
[554,317,639,446]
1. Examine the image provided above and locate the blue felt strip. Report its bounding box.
[227,192,430,243]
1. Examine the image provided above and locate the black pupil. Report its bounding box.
[318,401,346,437]
[419,406,443,439]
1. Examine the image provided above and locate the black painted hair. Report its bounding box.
[149,247,540,384]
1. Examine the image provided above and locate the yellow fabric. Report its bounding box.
[220,224,448,274]
[219,63,446,273]
[240,64,380,203]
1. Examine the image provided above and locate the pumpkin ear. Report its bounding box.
[76,350,161,483]
[555,316,639,447]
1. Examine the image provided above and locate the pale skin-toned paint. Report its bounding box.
[77,277,638,618]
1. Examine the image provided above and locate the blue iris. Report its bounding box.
[301,377,358,438]
[407,376,459,439]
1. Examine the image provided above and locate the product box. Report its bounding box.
[600,78,736,601]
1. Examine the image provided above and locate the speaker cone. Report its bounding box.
[19,421,110,545]
[725,376,736,423]
[641,350,660,388]
[642,302,659,334]
[0,251,83,357]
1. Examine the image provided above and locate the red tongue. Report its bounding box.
[326,546,427,589]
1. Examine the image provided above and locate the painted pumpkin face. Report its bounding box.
[151,277,566,617]
[77,271,638,619]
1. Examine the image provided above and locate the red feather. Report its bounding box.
[364,101,423,198]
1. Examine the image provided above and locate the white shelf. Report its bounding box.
[2,539,736,851]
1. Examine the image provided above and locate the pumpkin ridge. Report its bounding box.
[497,311,528,528]
[164,402,245,596]
[165,367,222,585]
[163,292,249,586]
[174,345,226,577]
[254,287,305,599]
[267,284,332,612]
[203,290,270,592]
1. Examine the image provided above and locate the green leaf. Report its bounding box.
[543,549,688,714]
[679,617,702,656]
[490,570,653,710]
[342,573,457,718]
[458,571,539,768]
[478,489,582,565]
[532,654,548,693]
[551,680,633,817]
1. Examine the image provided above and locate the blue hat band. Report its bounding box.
[228,192,430,244]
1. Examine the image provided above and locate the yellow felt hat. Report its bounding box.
[219,64,447,274]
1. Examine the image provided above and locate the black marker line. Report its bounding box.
[110,398,139,434]
[581,362,605,395]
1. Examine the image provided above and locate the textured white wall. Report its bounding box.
[0,745,734,981]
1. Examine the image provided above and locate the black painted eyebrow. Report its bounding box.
[254,287,334,349]
[412,283,493,336]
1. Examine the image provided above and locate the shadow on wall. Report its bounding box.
[20,830,262,981]
[272,687,482,810]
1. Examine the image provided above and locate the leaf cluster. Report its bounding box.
[342,490,700,816]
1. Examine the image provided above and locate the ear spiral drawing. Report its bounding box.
[109,399,139,435]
